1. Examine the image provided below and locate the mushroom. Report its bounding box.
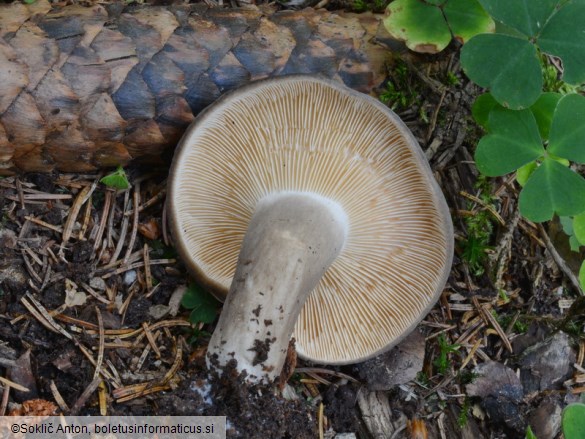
[168,75,453,383]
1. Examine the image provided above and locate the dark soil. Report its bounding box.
[160,359,316,438]
[1,4,584,438]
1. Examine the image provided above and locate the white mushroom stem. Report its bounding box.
[207,191,349,383]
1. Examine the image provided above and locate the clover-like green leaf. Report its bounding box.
[519,158,585,222]
[474,108,544,176]
[461,34,542,109]
[560,216,582,251]
[548,93,585,163]
[516,162,537,187]
[573,212,585,246]
[472,93,502,129]
[478,0,561,37]
[538,0,585,85]
[443,0,495,44]
[384,0,452,53]
[562,402,585,439]
[529,92,562,140]
[181,283,219,324]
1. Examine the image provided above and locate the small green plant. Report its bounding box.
[433,333,460,374]
[353,0,369,12]
[383,0,494,53]
[415,371,430,386]
[557,296,585,336]
[461,235,490,275]
[525,425,538,439]
[353,0,387,12]
[562,400,585,439]
[495,310,529,335]
[446,70,460,86]
[460,180,494,275]
[380,60,417,111]
[100,166,130,190]
[181,283,220,325]
[457,397,470,427]
[148,239,178,259]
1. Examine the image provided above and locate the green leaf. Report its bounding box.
[478,0,561,37]
[573,212,585,245]
[562,402,585,439]
[472,93,502,129]
[189,307,217,325]
[461,34,542,109]
[519,158,585,222]
[529,92,562,140]
[548,94,585,163]
[474,108,544,176]
[383,0,452,53]
[538,1,585,85]
[525,425,538,439]
[100,166,130,190]
[182,284,219,324]
[560,216,575,236]
[570,235,581,252]
[580,262,585,290]
[561,215,582,251]
[516,161,537,187]
[443,0,495,44]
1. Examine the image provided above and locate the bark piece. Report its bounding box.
[528,396,562,439]
[357,388,402,439]
[7,350,37,403]
[356,328,426,391]
[466,361,525,433]
[518,331,575,394]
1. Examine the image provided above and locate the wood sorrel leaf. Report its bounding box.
[529,92,562,141]
[383,0,451,53]
[461,33,542,109]
[548,94,585,163]
[478,0,560,37]
[519,158,585,222]
[474,108,543,176]
[538,1,585,85]
[573,212,585,246]
[516,162,537,187]
[472,93,502,129]
[443,0,495,44]
[181,283,219,324]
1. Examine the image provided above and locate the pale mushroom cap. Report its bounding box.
[168,75,453,364]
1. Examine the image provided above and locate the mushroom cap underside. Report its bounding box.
[168,75,454,364]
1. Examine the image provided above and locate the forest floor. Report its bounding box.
[1,0,585,438]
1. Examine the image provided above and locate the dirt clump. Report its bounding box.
[160,359,316,439]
